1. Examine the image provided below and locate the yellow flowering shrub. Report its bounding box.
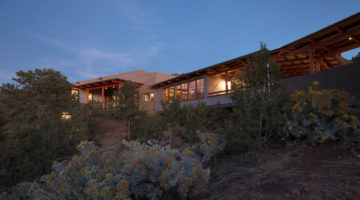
[285,81,360,146]
[1,133,225,200]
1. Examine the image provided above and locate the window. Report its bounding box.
[175,85,181,100]
[88,93,93,101]
[71,89,79,101]
[196,78,204,99]
[169,86,174,102]
[144,93,154,102]
[162,77,205,103]
[189,81,196,100]
[181,83,188,100]
[163,88,168,103]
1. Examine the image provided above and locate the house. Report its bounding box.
[151,12,360,112]
[71,12,360,113]
[70,70,174,112]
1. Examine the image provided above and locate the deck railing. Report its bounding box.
[207,89,234,97]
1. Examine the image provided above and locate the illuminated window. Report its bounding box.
[175,85,181,100]
[181,83,188,101]
[169,86,174,102]
[196,78,204,99]
[189,81,196,100]
[144,93,154,102]
[163,88,168,103]
[88,93,93,101]
[227,81,232,90]
[71,89,79,101]
[61,112,71,120]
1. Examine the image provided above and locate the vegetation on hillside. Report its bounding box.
[0,69,98,187]
[0,132,225,200]
[227,43,288,153]
[285,81,360,146]
[1,46,360,199]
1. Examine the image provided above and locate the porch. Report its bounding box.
[70,78,142,109]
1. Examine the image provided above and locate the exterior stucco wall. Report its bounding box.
[79,89,87,104]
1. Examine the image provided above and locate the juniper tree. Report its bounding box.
[0,68,82,187]
[227,43,287,153]
[114,81,139,140]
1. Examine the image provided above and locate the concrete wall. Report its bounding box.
[282,63,360,99]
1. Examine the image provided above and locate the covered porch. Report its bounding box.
[71,78,142,109]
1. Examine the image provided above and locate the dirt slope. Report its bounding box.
[93,118,129,151]
[204,144,360,200]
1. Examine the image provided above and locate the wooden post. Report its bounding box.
[225,71,228,94]
[101,87,105,103]
[86,89,89,103]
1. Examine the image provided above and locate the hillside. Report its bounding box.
[90,120,360,200]
[203,144,360,200]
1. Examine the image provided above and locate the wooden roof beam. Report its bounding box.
[279,25,360,57]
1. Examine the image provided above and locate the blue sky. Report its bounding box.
[0,0,359,84]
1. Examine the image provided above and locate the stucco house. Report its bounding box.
[70,70,174,112]
[71,12,360,113]
[151,12,360,112]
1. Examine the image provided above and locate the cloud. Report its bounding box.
[78,48,136,68]
[33,33,164,80]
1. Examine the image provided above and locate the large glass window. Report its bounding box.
[169,87,174,101]
[163,77,205,102]
[196,78,204,99]
[175,85,181,100]
[163,88,168,103]
[144,93,154,102]
[189,81,196,100]
[181,83,188,101]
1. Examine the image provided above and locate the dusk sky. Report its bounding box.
[0,0,359,84]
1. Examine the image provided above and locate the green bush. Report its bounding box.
[131,111,166,142]
[285,81,360,146]
[226,44,288,154]
[162,100,229,145]
[1,132,226,200]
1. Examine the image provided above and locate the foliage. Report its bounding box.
[351,52,360,64]
[0,69,96,188]
[113,81,139,139]
[162,100,229,146]
[131,111,167,142]
[1,132,226,200]
[227,43,288,154]
[284,81,360,146]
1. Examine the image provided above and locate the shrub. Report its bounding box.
[162,100,229,146]
[226,43,288,154]
[1,133,226,200]
[131,111,166,142]
[284,81,360,146]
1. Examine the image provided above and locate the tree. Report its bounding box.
[351,52,360,64]
[227,43,287,153]
[113,81,139,140]
[0,68,80,187]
